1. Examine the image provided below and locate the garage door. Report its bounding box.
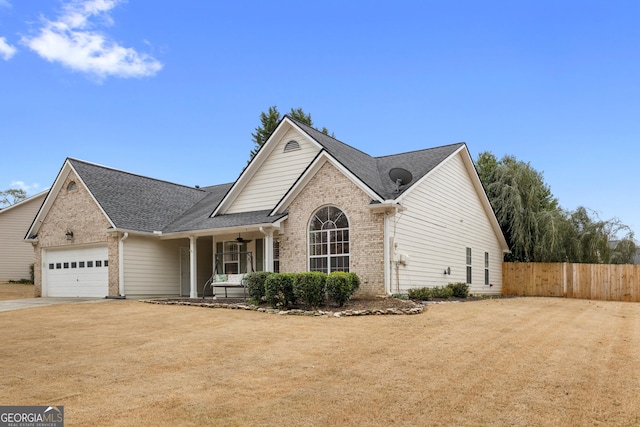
[44,246,109,297]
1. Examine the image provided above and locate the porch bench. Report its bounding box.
[210,273,247,299]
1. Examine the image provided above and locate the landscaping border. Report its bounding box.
[140,298,424,317]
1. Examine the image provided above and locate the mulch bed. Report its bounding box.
[142,296,426,316]
[141,295,513,316]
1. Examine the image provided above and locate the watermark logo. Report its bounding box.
[0,406,64,427]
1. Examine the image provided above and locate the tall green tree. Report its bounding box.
[249,106,332,162]
[0,188,27,208]
[250,106,281,160]
[477,152,558,261]
[476,152,636,264]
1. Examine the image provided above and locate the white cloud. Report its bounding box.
[22,0,163,80]
[0,37,16,60]
[10,181,40,194]
[0,0,11,9]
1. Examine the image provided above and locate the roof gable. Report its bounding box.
[213,117,324,216]
[28,159,211,237]
[291,119,465,201]
[68,159,209,233]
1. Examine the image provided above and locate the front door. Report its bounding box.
[180,247,190,296]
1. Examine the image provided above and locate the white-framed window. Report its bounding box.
[222,240,243,274]
[484,252,489,286]
[466,247,472,284]
[309,206,349,273]
[273,239,280,273]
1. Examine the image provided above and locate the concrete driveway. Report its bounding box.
[0,297,111,312]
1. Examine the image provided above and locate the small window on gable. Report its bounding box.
[284,140,300,152]
[67,181,77,191]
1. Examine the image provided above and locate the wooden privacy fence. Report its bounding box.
[502,262,640,302]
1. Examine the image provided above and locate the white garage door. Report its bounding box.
[44,246,109,297]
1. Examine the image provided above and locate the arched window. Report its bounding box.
[309,206,349,273]
[67,181,77,191]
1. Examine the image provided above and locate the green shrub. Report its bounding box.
[264,273,296,308]
[432,285,454,299]
[293,272,327,309]
[245,271,271,303]
[448,282,469,298]
[326,272,359,307]
[407,287,433,301]
[346,272,360,293]
[408,285,456,301]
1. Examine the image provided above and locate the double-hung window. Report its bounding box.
[466,247,472,284]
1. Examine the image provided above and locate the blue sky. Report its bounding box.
[1,0,638,237]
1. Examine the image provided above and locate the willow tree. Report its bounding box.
[477,152,559,262]
[477,152,636,264]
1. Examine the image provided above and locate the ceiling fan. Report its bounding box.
[235,233,252,244]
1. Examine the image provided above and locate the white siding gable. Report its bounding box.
[226,128,321,214]
[390,152,504,294]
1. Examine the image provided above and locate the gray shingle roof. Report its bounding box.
[287,117,464,200]
[68,120,463,234]
[69,159,212,232]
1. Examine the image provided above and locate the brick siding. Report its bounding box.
[34,171,119,296]
[279,161,386,296]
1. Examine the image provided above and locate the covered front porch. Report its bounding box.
[175,225,282,298]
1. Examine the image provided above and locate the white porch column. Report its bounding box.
[258,226,275,272]
[190,235,197,298]
[118,232,129,297]
[263,228,274,272]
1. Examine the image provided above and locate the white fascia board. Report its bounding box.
[368,201,405,213]
[270,151,382,215]
[26,161,76,238]
[157,219,287,240]
[26,165,68,238]
[394,144,509,253]
[393,144,467,205]
[458,147,510,253]
[212,117,322,217]
[27,160,117,239]
[67,162,117,230]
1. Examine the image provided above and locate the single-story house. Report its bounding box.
[0,191,48,282]
[26,116,509,298]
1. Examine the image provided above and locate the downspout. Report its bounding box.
[118,232,129,297]
[384,210,391,295]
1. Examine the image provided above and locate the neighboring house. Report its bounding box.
[26,116,509,298]
[0,191,47,282]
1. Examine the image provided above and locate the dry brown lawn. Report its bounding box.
[0,282,35,300]
[1,296,639,426]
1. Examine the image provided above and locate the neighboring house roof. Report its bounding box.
[0,190,48,214]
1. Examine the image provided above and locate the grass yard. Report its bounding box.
[0,282,35,300]
[1,296,639,426]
